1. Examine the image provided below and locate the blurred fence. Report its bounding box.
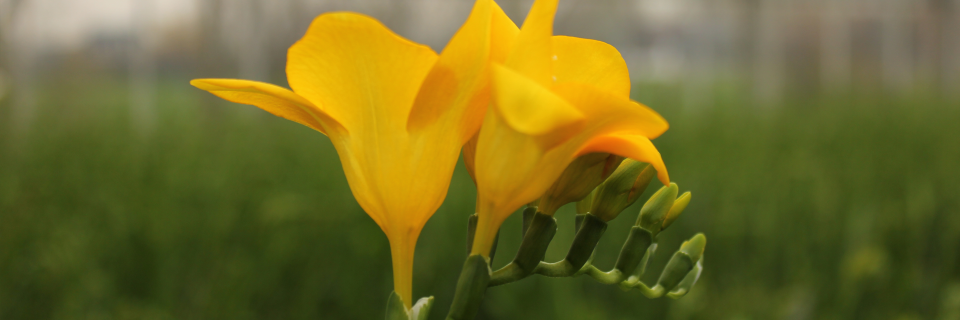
[2,0,960,132]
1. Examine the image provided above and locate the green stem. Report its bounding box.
[488,262,524,286]
[619,276,665,298]
[534,260,577,277]
[580,264,624,284]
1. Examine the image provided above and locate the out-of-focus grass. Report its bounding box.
[1,75,958,319]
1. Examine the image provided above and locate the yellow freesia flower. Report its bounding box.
[469,0,671,257]
[191,0,515,308]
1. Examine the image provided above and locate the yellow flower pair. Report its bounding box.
[191,0,668,309]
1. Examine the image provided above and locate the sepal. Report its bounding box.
[564,214,607,270]
[513,212,558,275]
[613,226,654,276]
[385,291,407,320]
[411,296,435,320]
[386,292,435,320]
[447,255,492,320]
[521,205,537,235]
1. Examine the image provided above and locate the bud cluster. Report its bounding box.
[452,155,706,316]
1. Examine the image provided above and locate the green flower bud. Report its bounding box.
[589,160,657,222]
[679,233,706,263]
[656,233,706,291]
[657,253,694,292]
[661,191,691,231]
[538,153,623,215]
[665,259,703,299]
[637,183,679,235]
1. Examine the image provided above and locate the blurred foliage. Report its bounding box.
[1,74,958,319]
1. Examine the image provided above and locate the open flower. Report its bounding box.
[191,0,514,308]
[469,0,671,257]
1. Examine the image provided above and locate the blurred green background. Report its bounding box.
[2,0,960,319]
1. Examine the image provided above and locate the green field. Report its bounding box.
[2,75,959,319]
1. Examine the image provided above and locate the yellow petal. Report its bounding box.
[190,78,341,135]
[553,36,631,98]
[407,0,519,144]
[551,82,668,139]
[490,63,583,148]
[286,12,438,133]
[462,133,479,184]
[577,133,669,185]
[505,0,558,86]
[489,2,520,63]
[473,111,543,206]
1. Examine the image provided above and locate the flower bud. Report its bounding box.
[636,183,678,235]
[656,234,706,292]
[660,191,691,231]
[589,159,657,222]
[679,233,706,263]
[665,259,703,299]
[538,153,623,215]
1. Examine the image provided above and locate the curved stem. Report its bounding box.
[488,262,524,287]
[619,276,665,298]
[534,260,577,277]
[580,264,624,285]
